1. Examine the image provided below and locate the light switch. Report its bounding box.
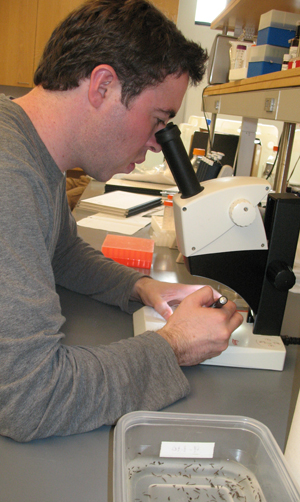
[265,98,276,112]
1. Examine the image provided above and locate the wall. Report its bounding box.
[176,0,219,125]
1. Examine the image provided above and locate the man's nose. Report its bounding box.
[146,129,164,153]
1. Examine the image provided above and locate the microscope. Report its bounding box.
[133,123,300,371]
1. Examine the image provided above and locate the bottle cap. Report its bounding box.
[193,148,205,156]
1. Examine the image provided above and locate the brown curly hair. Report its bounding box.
[34,0,208,106]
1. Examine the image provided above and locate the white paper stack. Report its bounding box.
[79,190,162,217]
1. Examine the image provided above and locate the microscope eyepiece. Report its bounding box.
[155,122,181,144]
[155,122,203,199]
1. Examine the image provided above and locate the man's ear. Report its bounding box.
[88,65,118,108]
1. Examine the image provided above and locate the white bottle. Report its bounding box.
[234,44,247,69]
[282,54,291,71]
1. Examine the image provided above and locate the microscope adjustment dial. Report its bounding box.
[229,198,256,227]
[267,260,296,291]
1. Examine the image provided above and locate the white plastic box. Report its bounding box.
[249,44,287,64]
[258,9,300,31]
[113,411,300,502]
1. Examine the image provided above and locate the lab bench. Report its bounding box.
[0,187,300,502]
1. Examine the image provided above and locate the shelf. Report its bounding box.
[211,0,300,33]
[202,68,300,185]
[203,67,300,97]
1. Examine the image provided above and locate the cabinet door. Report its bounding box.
[0,0,38,87]
[151,0,179,22]
[34,0,180,74]
[34,0,84,72]
[0,0,180,88]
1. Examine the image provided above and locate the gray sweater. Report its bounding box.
[0,95,189,442]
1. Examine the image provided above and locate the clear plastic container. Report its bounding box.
[150,195,177,248]
[113,411,300,502]
[162,200,175,231]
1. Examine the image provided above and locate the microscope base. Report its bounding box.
[133,307,286,371]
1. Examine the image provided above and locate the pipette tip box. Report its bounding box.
[101,234,154,269]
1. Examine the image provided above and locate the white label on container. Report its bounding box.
[159,441,215,458]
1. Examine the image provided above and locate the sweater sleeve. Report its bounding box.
[0,164,189,442]
[51,197,146,313]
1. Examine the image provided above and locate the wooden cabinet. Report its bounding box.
[0,0,82,88]
[34,0,179,71]
[0,0,179,88]
[151,0,179,22]
[0,0,38,87]
[34,0,84,73]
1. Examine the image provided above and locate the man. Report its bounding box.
[0,0,242,442]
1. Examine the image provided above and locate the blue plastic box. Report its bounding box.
[247,61,282,78]
[257,26,295,48]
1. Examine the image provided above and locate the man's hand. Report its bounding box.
[157,286,243,366]
[131,278,243,366]
[131,276,207,320]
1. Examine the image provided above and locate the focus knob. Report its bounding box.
[229,199,256,227]
[267,260,296,291]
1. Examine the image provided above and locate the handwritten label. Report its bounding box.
[159,441,215,459]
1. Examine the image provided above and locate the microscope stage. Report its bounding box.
[133,307,286,371]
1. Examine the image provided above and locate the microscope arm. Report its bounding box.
[173,176,270,257]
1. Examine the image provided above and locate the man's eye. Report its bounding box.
[156,118,166,127]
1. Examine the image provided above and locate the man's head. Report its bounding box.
[34,0,208,107]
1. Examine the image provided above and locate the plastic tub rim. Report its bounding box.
[113,410,300,502]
